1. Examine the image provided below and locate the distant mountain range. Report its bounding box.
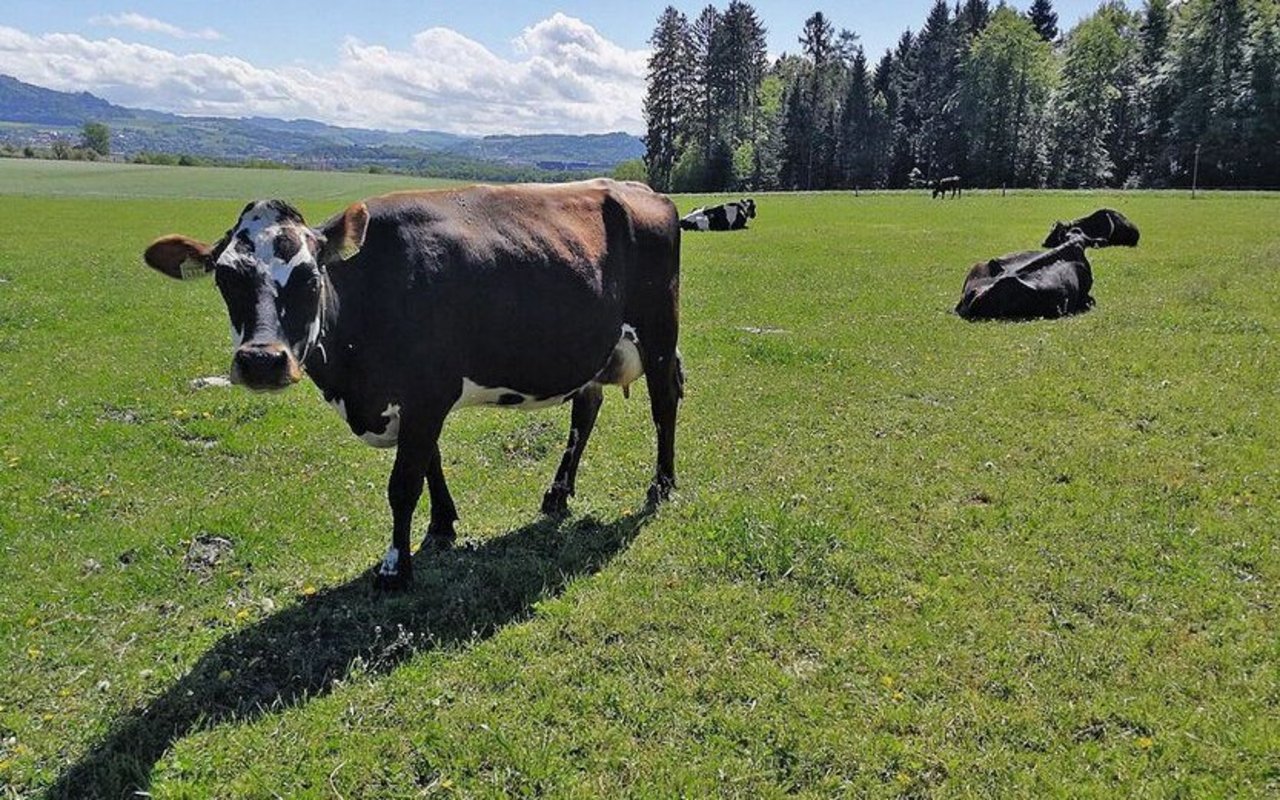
[0,75,645,174]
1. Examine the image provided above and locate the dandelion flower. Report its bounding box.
[302,584,318,597]
[1137,736,1154,750]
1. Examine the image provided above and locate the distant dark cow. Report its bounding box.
[1043,208,1139,248]
[144,179,684,588]
[932,176,962,199]
[956,234,1104,320]
[680,198,756,231]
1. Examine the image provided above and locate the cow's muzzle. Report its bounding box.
[230,342,302,391]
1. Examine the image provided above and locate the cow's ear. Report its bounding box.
[144,235,214,280]
[317,202,369,264]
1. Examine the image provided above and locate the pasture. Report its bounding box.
[0,161,1276,797]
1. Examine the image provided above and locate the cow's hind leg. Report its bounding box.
[541,383,604,515]
[422,436,458,550]
[639,334,683,507]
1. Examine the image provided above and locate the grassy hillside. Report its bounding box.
[0,168,1276,797]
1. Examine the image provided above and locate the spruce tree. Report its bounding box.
[1027,0,1059,42]
[643,7,693,191]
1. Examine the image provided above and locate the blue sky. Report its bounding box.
[0,1,1104,134]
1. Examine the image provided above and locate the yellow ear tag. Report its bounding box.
[179,258,207,280]
[336,240,361,261]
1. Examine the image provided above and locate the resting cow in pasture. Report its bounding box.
[679,199,756,231]
[143,179,684,589]
[932,176,962,199]
[1043,208,1140,248]
[955,234,1104,321]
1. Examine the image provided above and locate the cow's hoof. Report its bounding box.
[372,545,412,590]
[541,487,570,516]
[373,565,413,591]
[421,521,456,552]
[645,476,676,507]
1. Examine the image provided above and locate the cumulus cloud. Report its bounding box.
[90,12,223,41]
[0,15,647,135]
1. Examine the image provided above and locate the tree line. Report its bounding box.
[643,0,1280,191]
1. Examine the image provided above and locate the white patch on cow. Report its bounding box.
[293,316,322,360]
[452,378,576,412]
[220,203,318,290]
[328,397,349,423]
[724,204,739,228]
[359,403,402,448]
[694,213,710,231]
[379,546,400,576]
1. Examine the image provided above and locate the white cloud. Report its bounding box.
[0,16,647,135]
[90,12,223,42]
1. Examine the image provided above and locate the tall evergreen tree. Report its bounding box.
[888,30,920,186]
[690,5,723,167]
[913,1,964,177]
[871,50,898,186]
[1243,0,1280,187]
[716,1,770,185]
[780,76,817,188]
[781,12,842,189]
[1027,0,1060,42]
[839,47,878,188]
[957,0,992,38]
[643,7,693,191]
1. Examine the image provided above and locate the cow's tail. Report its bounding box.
[674,348,685,400]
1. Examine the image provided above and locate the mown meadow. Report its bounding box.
[0,161,1276,797]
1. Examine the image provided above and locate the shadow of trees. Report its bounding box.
[48,509,652,799]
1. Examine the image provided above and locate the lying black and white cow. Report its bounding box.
[680,199,756,231]
[144,179,684,588]
[955,234,1104,320]
[1043,208,1139,248]
[932,176,962,199]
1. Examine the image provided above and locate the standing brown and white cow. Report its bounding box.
[144,179,683,588]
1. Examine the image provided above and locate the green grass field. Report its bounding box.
[1,161,1277,797]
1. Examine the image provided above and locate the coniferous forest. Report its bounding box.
[642,0,1280,191]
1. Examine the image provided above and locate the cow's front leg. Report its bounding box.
[377,409,448,589]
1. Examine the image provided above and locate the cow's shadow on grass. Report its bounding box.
[48,509,653,799]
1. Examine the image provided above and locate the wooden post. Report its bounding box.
[1192,143,1202,199]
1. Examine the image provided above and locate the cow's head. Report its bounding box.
[1043,221,1070,248]
[143,199,369,391]
[741,198,757,219]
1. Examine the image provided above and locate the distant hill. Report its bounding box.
[0,75,644,173]
[0,75,135,125]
